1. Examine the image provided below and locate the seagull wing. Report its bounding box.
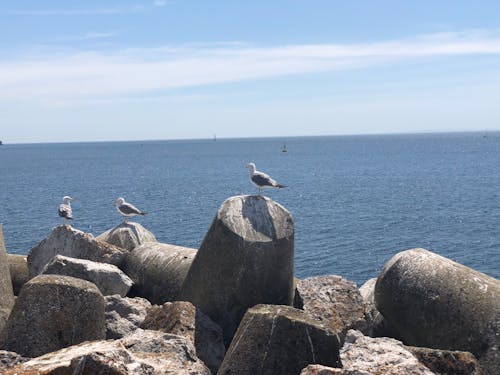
[58,204,73,219]
[119,202,144,215]
[252,171,278,187]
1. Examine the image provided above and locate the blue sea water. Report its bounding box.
[0,132,499,286]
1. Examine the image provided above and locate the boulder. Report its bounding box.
[97,221,157,251]
[217,304,341,375]
[375,248,500,374]
[41,255,133,296]
[407,346,483,375]
[300,365,345,374]
[1,274,106,357]
[294,275,369,343]
[122,242,196,304]
[181,195,295,344]
[27,225,127,276]
[340,330,434,374]
[4,331,211,374]
[0,225,15,335]
[6,254,30,296]
[0,350,29,372]
[140,301,225,373]
[105,294,152,339]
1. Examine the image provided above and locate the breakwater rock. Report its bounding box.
[0,225,15,335]
[97,221,157,251]
[6,253,30,296]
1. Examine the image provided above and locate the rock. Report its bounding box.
[0,350,30,371]
[181,195,295,344]
[375,248,500,374]
[358,277,400,338]
[294,275,369,343]
[1,274,106,357]
[140,301,225,373]
[217,304,341,375]
[300,364,345,374]
[122,242,196,304]
[341,330,434,374]
[97,221,157,251]
[407,346,483,375]
[0,225,15,335]
[41,254,133,296]
[6,254,30,296]
[27,225,128,276]
[105,294,152,339]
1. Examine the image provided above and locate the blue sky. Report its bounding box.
[1,1,500,143]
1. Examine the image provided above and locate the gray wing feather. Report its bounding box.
[119,203,143,215]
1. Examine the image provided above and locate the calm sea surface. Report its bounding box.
[1,133,499,285]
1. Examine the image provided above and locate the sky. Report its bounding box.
[1,1,500,143]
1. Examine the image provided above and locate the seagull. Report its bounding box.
[246,162,286,195]
[58,196,74,224]
[114,197,147,223]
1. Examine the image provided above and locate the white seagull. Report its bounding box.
[58,196,74,224]
[114,197,147,222]
[246,162,286,195]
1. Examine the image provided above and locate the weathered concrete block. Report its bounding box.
[181,195,294,344]
[0,225,15,335]
[41,255,133,296]
[105,295,152,339]
[294,275,369,343]
[1,274,106,357]
[6,254,30,296]
[97,222,157,251]
[375,248,500,374]
[140,301,225,373]
[27,225,127,276]
[217,304,341,375]
[122,242,196,304]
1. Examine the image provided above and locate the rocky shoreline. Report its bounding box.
[0,195,498,374]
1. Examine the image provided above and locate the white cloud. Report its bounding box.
[153,0,168,7]
[1,31,500,101]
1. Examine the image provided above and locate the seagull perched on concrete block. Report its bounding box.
[246,162,286,195]
[114,197,147,222]
[58,196,74,224]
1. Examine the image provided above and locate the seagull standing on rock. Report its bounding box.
[58,196,74,224]
[246,162,286,195]
[114,197,147,223]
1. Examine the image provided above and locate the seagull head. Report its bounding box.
[62,196,74,203]
[114,197,125,206]
[246,163,256,172]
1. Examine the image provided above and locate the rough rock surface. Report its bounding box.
[375,248,500,374]
[341,330,434,374]
[294,275,369,343]
[300,365,345,374]
[0,350,30,371]
[122,242,196,304]
[140,301,225,373]
[408,346,483,375]
[97,221,157,251]
[105,294,152,339]
[27,225,127,276]
[181,195,295,344]
[6,254,30,296]
[41,254,133,296]
[0,225,15,335]
[218,304,341,375]
[4,330,211,374]
[1,274,106,357]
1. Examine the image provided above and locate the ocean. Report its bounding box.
[0,132,499,286]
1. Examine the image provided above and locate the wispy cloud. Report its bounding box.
[153,0,168,7]
[1,31,500,101]
[5,5,145,16]
[53,32,117,42]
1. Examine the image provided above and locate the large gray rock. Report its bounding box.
[341,330,434,374]
[4,331,211,374]
[294,275,369,343]
[140,301,225,373]
[6,254,30,296]
[27,225,128,276]
[181,195,295,344]
[105,294,152,339]
[122,242,196,304]
[41,254,133,296]
[1,274,106,357]
[217,304,341,375]
[97,222,157,251]
[375,248,500,374]
[0,225,15,335]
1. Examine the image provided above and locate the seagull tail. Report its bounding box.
[140,212,148,216]
[276,183,286,189]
